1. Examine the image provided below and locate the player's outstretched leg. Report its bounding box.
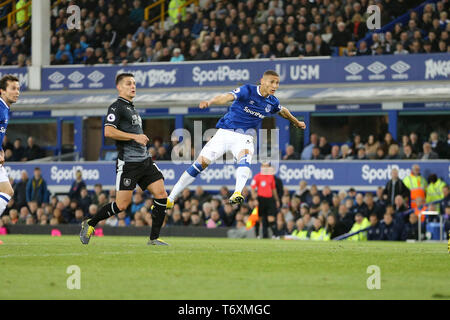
[79,201,120,244]
[167,161,206,209]
[229,154,251,205]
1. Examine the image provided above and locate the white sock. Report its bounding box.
[234,166,251,194]
[168,171,196,201]
[0,192,11,217]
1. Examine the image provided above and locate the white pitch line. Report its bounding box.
[0,251,141,259]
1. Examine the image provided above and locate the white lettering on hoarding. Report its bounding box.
[50,166,100,183]
[117,69,177,87]
[192,66,250,85]
[279,165,334,183]
[425,59,450,79]
[361,164,411,184]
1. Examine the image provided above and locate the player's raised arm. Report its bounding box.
[199,93,235,109]
[278,106,306,129]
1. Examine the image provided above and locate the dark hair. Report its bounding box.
[0,74,19,91]
[428,174,438,184]
[115,73,134,85]
[263,70,279,77]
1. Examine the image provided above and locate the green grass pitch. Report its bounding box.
[0,235,449,300]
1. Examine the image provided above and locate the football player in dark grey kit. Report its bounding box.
[80,73,169,245]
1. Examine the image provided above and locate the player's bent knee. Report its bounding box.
[154,190,168,199]
[197,156,211,169]
[115,201,130,212]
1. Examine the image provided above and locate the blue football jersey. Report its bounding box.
[0,98,9,151]
[216,84,281,131]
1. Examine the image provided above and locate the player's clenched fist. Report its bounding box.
[199,101,209,109]
[295,121,306,129]
[134,134,149,146]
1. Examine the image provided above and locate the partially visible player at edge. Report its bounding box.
[0,75,20,217]
[80,73,169,245]
[167,70,306,208]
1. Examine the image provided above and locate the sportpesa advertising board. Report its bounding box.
[40,53,450,90]
[5,161,449,191]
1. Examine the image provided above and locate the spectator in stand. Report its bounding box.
[283,145,300,160]
[318,136,331,156]
[170,48,184,62]
[383,168,410,206]
[348,212,370,241]
[294,180,310,204]
[429,132,447,158]
[12,138,25,162]
[26,167,49,206]
[409,132,421,155]
[301,133,318,160]
[401,212,421,241]
[375,146,386,160]
[79,187,92,215]
[365,134,379,159]
[401,144,417,160]
[419,142,439,159]
[23,136,43,161]
[69,170,86,201]
[325,145,340,160]
[393,195,409,222]
[426,174,447,213]
[386,144,401,160]
[13,170,28,210]
[330,22,352,48]
[206,210,223,228]
[350,134,364,156]
[325,213,346,239]
[379,212,402,241]
[381,132,396,155]
[340,144,353,160]
[352,193,368,218]
[355,148,368,160]
[311,146,324,160]
[367,213,382,240]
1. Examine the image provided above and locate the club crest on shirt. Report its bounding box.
[265,104,271,113]
[132,114,142,127]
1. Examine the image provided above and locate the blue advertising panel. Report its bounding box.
[41,53,450,90]
[5,161,449,191]
[0,67,28,90]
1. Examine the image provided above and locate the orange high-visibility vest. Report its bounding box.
[414,205,428,222]
[403,174,427,209]
[246,207,259,230]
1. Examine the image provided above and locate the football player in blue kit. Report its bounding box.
[0,75,20,218]
[167,70,306,208]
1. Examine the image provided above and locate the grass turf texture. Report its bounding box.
[0,235,449,300]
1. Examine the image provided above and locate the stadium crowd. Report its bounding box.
[1,135,45,162]
[0,160,449,241]
[148,130,450,161]
[1,0,449,67]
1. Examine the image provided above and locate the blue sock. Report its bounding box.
[186,161,204,177]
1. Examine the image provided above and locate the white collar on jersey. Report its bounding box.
[257,85,263,97]
[0,97,10,109]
